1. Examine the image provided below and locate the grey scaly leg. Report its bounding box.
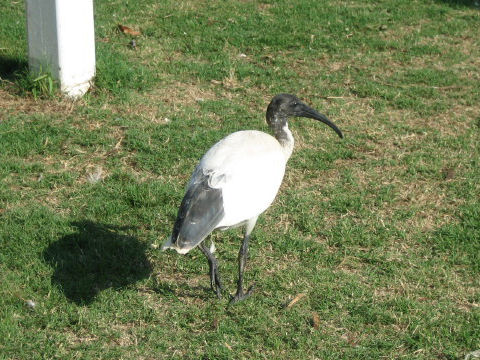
[199,242,223,298]
[230,217,258,304]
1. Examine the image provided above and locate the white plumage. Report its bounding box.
[161,130,286,254]
[198,130,287,229]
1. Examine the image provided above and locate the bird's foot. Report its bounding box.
[229,284,255,304]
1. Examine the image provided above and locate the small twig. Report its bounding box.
[285,293,306,309]
[114,136,124,150]
[431,85,463,90]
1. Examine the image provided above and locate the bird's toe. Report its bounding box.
[229,284,255,304]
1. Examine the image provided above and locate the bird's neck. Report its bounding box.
[274,122,294,160]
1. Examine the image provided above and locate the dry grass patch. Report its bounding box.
[146,81,217,106]
[0,88,80,117]
[65,329,99,345]
[101,81,218,123]
[428,104,480,134]
[107,322,144,347]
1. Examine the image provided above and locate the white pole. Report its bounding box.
[25,0,95,99]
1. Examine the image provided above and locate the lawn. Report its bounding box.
[1,0,479,359]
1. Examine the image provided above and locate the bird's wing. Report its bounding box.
[170,170,225,252]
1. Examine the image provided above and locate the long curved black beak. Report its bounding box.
[299,104,343,139]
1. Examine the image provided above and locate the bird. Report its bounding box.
[162,93,343,303]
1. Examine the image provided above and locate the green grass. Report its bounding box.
[1,0,479,359]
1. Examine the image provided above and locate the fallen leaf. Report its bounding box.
[312,312,320,330]
[224,342,232,351]
[286,293,306,308]
[118,24,141,36]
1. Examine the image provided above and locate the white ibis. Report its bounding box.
[162,94,343,303]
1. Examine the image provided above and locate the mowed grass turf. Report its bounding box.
[1,0,479,359]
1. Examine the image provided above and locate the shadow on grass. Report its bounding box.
[44,220,152,305]
[0,55,27,81]
[435,0,480,8]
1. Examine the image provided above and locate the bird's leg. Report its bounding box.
[199,242,223,298]
[230,217,258,304]
[230,233,254,303]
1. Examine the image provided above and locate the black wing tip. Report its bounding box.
[170,172,225,251]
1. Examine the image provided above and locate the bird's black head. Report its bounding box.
[266,93,343,138]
